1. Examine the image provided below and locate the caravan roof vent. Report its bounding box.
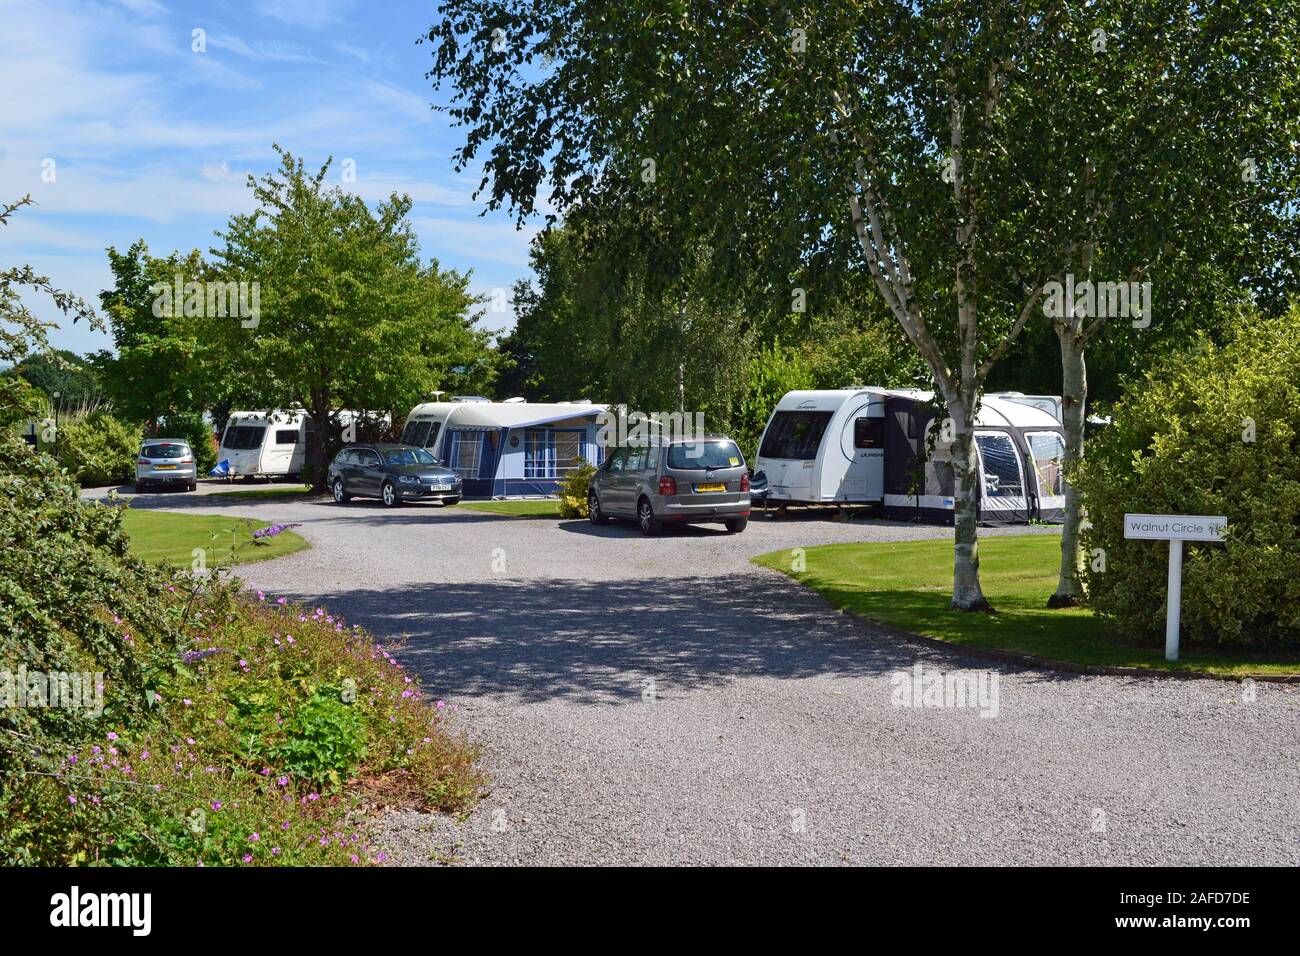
[451,395,490,403]
[502,396,527,404]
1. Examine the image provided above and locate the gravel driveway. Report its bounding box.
[93,483,1300,865]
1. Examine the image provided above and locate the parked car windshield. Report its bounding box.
[759,411,833,460]
[221,425,265,450]
[668,440,744,470]
[383,447,437,467]
[142,443,189,459]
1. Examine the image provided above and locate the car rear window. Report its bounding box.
[142,443,189,459]
[221,425,265,450]
[759,411,833,460]
[667,440,744,470]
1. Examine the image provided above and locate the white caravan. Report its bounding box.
[217,410,312,478]
[755,388,1066,525]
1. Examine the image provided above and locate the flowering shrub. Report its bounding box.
[2,589,484,865]
[557,457,596,518]
[0,433,483,865]
[251,522,298,542]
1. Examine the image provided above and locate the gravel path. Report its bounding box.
[91,482,1300,865]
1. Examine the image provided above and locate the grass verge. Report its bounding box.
[204,484,314,499]
[121,508,309,568]
[753,535,1300,677]
[457,499,561,517]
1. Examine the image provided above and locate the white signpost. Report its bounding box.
[1123,514,1228,661]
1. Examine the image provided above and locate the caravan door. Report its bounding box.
[1024,431,1066,519]
[834,400,884,501]
[974,430,1029,524]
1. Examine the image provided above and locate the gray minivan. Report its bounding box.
[588,436,751,535]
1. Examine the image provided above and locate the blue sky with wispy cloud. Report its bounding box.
[0,0,539,355]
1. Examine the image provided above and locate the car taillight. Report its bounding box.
[741,473,750,492]
[138,459,150,465]
[658,476,677,496]
[181,458,193,464]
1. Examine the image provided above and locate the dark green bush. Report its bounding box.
[1075,306,1300,649]
[55,412,141,486]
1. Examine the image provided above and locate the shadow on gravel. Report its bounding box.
[273,573,1019,705]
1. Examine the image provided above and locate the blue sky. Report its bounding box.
[0,0,540,356]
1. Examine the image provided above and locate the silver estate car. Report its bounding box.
[135,439,197,492]
[588,436,751,535]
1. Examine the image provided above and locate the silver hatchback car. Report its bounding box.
[135,439,197,492]
[588,436,751,535]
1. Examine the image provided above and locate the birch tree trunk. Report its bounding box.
[1049,323,1087,607]
[948,397,992,611]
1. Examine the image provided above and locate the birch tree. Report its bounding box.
[424,1,1298,610]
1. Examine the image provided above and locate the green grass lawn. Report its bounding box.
[457,498,562,517]
[204,483,315,499]
[120,508,309,568]
[754,535,1300,677]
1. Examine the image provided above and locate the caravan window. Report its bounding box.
[975,433,1024,497]
[759,411,833,460]
[274,429,299,445]
[221,425,265,450]
[448,431,484,479]
[402,419,435,449]
[853,418,883,449]
[1026,432,1065,496]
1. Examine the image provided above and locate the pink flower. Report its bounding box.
[248,832,260,842]
[211,800,223,811]
[277,776,289,787]
[242,854,253,863]
[68,795,77,805]
[106,731,118,741]
[271,847,281,856]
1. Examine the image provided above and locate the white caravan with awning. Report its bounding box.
[399,398,608,498]
[754,389,1065,525]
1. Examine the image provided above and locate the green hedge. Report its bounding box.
[1075,306,1300,649]
[55,412,141,487]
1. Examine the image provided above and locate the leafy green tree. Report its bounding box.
[205,146,491,491]
[97,241,209,425]
[1,197,100,424]
[424,0,1300,610]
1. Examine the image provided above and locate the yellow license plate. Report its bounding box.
[694,483,726,493]
[155,464,177,470]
